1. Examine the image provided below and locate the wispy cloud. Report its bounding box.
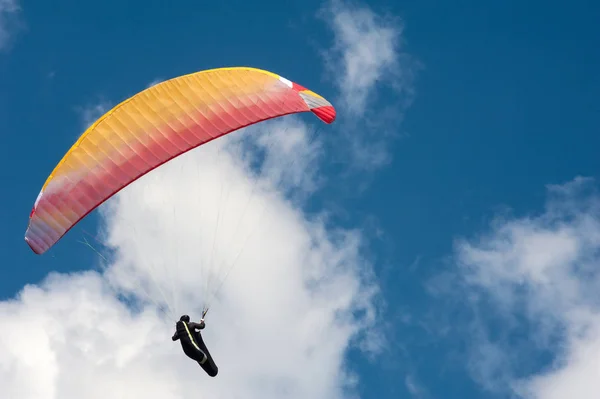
[405,374,434,399]
[319,0,420,169]
[321,0,413,113]
[0,0,20,51]
[78,100,112,131]
[226,116,325,199]
[429,176,600,398]
[146,78,164,88]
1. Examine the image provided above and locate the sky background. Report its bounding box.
[1,0,599,398]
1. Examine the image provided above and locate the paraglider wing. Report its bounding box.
[24,66,336,255]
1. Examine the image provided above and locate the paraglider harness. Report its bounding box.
[173,320,207,363]
[172,311,218,377]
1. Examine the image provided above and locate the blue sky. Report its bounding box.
[1,0,599,398]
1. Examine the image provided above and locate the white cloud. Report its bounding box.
[0,0,19,51]
[78,100,112,131]
[321,0,411,113]
[451,176,600,398]
[4,68,384,399]
[226,117,324,198]
[404,374,432,399]
[0,272,178,399]
[146,78,164,88]
[319,0,419,169]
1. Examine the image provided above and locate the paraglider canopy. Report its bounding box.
[24,66,336,255]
